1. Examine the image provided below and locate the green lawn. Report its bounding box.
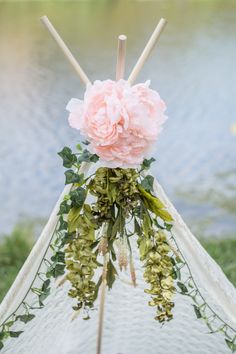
[0,224,235,303]
[201,237,236,287]
[0,224,34,302]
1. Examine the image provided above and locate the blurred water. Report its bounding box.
[0,0,235,237]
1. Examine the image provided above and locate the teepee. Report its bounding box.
[0,17,235,354]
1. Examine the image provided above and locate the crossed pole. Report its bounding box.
[40,15,167,354]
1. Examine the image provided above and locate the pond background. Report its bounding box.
[0,0,235,239]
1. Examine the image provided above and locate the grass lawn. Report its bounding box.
[201,237,236,287]
[0,224,34,302]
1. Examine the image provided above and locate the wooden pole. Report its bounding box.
[128,18,167,85]
[40,16,91,86]
[96,35,128,352]
[116,35,127,80]
[96,255,108,354]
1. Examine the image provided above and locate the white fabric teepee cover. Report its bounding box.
[0,162,236,354]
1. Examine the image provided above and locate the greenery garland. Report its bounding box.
[59,145,176,322]
[0,143,235,352]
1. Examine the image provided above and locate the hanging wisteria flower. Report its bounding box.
[66,79,167,167]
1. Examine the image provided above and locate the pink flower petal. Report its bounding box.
[66,79,167,167]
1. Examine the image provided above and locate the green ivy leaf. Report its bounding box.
[82,140,90,145]
[51,252,65,264]
[176,268,181,280]
[172,270,177,280]
[57,200,71,215]
[225,339,236,352]
[65,170,84,185]
[77,149,99,163]
[0,341,3,350]
[70,187,87,208]
[193,305,202,319]
[141,158,156,170]
[58,147,77,168]
[177,281,188,294]
[46,263,65,279]
[89,154,99,163]
[54,264,66,277]
[58,217,68,231]
[164,222,173,231]
[59,232,74,246]
[4,321,14,328]
[39,288,50,304]
[17,314,35,324]
[0,333,4,341]
[141,175,154,192]
[9,331,23,338]
[205,321,214,332]
[42,279,51,292]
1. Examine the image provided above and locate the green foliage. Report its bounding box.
[64,170,84,185]
[58,147,77,168]
[106,259,117,289]
[139,229,176,322]
[193,304,202,319]
[67,207,81,233]
[177,281,188,294]
[141,157,156,170]
[46,259,65,279]
[65,212,100,311]
[201,237,236,286]
[16,314,35,324]
[58,156,176,321]
[58,145,99,171]
[141,175,154,192]
[88,167,139,218]
[137,184,173,222]
[70,187,87,208]
[0,223,34,302]
[226,339,236,352]
[77,149,99,163]
[9,331,23,338]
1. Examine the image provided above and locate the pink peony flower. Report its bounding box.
[66,79,167,167]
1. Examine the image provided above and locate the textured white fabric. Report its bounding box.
[1,263,234,354]
[0,184,70,325]
[153,179,236,328]
[0,163,91,325]
[1,172,236,354]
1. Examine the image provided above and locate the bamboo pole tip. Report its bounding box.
[118,34,127,41]
[160,18,168,25]
[40,15,48,23]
